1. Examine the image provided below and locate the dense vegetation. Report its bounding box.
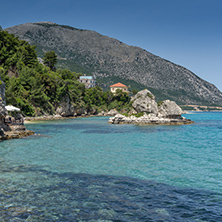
[0,30,131,116]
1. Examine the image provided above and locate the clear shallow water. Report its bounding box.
[0,112,222,221]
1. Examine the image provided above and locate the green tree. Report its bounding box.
[43,51,57,71]
[0,31,37,70]
[132,89,138,95]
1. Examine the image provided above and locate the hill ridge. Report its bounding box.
[5,22,222,106]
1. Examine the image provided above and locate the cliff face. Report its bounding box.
[0,78,7,118]
[0,78,34,141]
[5,22,222,105]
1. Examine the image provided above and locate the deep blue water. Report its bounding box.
[0,112,222,221]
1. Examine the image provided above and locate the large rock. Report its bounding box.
[56,94,75,117]
[158,100,183,118]
[108,112,193,125]
[131,89,158,114]
[0,79,7,118]
[105,109,119,116]
[108,89,193,125]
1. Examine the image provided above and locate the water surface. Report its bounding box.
[0,112,222,221]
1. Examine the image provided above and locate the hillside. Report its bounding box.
[5,22,222,105]
[0,30,133,117]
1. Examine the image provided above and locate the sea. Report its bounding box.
[0,112,222,221]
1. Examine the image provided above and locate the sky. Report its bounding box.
[1,0,222,91]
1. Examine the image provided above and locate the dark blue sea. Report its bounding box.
[0,112,222,221]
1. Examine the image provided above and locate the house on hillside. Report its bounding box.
[79,75,96,89]
[110,82,129,94]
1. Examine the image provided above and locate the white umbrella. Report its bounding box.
[5,105,21,112]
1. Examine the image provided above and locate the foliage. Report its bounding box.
[158,101,163,107]
[147,92,154,99]
[121,112,145,118]
[132,112,144,118]
[43,51,57,71]
[0,31,38,72]
[132,89,138,95]
[121,113,130,117]
[0,31,132,116]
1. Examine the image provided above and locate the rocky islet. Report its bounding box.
[108,89,194,125]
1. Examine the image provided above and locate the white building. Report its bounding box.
[79,75,96,89]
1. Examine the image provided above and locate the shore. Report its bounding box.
[0,124,35,141]
[24,115,78,123]
[24,110,119,123]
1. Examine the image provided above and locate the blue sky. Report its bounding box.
[1,0,222,91]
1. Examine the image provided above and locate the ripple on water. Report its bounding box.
[0,165,222,221]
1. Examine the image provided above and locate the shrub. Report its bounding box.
[147,92,153,99]
[132,112,144,118]
[158,101,163,107]
[121,113,129,117]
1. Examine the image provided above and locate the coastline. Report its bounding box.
[2,130,35,141]
[23,110,217,124]
[24,115,78,123]
[24,113,107,124]
[24,110,119,123]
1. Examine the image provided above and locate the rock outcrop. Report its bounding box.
[108,113,193,125]
[0,80,7,118]
[97,109,119,116]
[0,79,7,129]
[131,89,158,114]
[55,94,75,117]
[108,90,193,125]
[157,100,183,118]
[0,78,34,141]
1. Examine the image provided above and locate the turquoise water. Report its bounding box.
[1,112,222,221]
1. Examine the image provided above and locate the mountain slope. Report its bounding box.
[5,22,222,105]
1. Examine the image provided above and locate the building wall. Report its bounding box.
[79,77,96,89]
[111,87,128,94]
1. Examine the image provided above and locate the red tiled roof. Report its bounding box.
[110,82,127,88]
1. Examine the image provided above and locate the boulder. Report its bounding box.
[131,89,158,114]
[56,94,75,117]
[75,107,87,116]
[158,100,183,118]
[108,89,194,125]
[106,109,119,116]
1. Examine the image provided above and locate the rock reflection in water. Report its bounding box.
[0,165,222,221]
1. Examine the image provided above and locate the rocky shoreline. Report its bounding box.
[24,109,119,123]
[108,113,194,125]
[0,125,34,141]
[108,89,194,125]
[0,80,194,142]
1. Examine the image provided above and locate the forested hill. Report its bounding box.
[5,22,222,106]
[0,30,132,117]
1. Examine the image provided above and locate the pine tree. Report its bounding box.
[43,51,57,71]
